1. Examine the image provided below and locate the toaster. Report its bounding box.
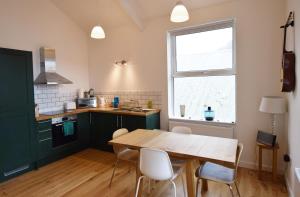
[77,97,97,108]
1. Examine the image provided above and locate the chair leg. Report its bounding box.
[234,182,241,197]
[147,178,151,194]
[181,174,186,197]
[170,180,177,197]
[195,178,201,197]
[135,176,145,197]
[109,159,119,187]
[228,184,234,197]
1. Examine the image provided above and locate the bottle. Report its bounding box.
[147,100,153,109]
[113,97,119,108]
[204,106,215,121]
[35,104,39,118]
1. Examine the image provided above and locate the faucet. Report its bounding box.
[130,99,140,108]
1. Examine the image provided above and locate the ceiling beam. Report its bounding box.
[118,0,144,31]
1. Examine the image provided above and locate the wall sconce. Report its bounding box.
[115,60,127,66]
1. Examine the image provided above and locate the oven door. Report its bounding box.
[52,120,78,148]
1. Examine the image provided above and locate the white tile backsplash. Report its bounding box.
[34,85,77,113]
[96,91,162,109]
[34,87,162,113]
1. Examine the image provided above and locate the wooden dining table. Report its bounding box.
[109,129,238,197]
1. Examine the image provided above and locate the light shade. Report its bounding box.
[91,25,105,39]
[259,96,286,114]
[170,1,189,23]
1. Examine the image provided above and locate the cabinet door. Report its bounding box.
[36,120,52,160]
[121,115,146,131]
[0,48,35,181]
[91,113,117,152]
[77,113,90,148]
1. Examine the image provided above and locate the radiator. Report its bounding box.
[169,120,234,139]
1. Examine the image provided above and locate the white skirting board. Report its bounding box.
[169,120,234,139]
[285,172,295,197]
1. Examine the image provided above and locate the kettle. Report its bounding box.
[88,88,95,97]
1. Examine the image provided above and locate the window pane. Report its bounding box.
[176,27,233,72]
[173,76,235,123]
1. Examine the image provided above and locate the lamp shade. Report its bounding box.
[259,96,286,114]
[170,1,189,23]
[91,25,105,39]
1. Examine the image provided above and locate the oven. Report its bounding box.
[51,115,78,148]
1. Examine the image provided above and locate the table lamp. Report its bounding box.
[259,96,286,134]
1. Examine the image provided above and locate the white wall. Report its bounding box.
[88,0,287,171]
[285,0,300,196]
[0,0,89,90]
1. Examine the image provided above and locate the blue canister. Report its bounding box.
[113,97,119,108]
[204,106,215,121]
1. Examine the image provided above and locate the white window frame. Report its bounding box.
[167,19,236,124]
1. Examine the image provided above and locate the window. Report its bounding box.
[168,20,236,123]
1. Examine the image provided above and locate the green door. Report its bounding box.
[0,48,35,182]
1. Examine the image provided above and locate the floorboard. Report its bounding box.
[0,149,288,197]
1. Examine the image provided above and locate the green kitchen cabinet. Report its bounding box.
[36,119,52,161]
[122,113,160,131]
[0,48,35,182]
[90,112,160,152]
[36,113,91,167]
[77,112,91,148]
[90,113,118,152]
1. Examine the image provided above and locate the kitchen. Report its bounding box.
[0,0,299,196]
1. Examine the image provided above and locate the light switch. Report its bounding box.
[295,168,300,183]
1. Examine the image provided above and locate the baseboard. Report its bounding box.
[239,160,284,175]
[285,173,294,197]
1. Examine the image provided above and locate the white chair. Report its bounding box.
[171,126,192,134]
[170,126,191,167]
[195,143,244,197]
[135,148,185,197]
[109,128,139,187]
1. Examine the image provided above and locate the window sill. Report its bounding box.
[169,116,236,127]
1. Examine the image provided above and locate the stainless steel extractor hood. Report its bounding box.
[34,47,73,85]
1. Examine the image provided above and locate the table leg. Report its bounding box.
[273,148,277,181]
[186,159,195,197]
[258,146,262,179]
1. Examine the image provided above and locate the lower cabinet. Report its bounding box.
[90,113,118,152]
[91,112,160,152]
[36,119,52,160]
[36,113,91,167]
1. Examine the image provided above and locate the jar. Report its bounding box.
[204,106,215,121]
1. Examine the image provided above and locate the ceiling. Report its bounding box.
[51,0,234,32]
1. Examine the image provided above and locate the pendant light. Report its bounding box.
[170,1,189,23]
[91,25,105,39]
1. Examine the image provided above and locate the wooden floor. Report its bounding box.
[0,149,287,197]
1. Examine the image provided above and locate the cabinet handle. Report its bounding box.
[4,165,30,177]
[116,115,119,128]
[38,129,51,133]
[121,115,123,128]
[39,137,52,143]
[38,120,51,124]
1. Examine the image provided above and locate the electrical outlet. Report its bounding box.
[295,168,300,183]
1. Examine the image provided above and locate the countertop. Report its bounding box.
[36,107,160,121]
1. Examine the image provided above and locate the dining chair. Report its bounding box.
[109,128,139,187]
[195,143,244,197]
[135,148,185,197]
[171,126,192,134]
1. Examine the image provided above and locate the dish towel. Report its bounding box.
[63,121,74,136]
